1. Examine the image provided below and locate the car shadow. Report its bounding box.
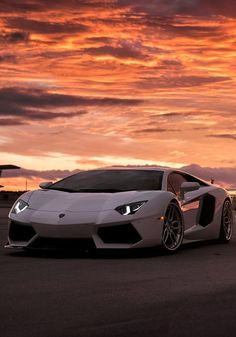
[6,246,167,259]
[6,238,229,259]
[181,238,223,251]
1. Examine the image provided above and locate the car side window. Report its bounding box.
[167,173,187,196]
[184,173,207,186]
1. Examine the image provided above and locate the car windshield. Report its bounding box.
[47,169,163,192]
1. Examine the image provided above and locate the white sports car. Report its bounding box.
[5,167,233,253]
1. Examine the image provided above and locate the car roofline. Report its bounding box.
[93,166,172,172]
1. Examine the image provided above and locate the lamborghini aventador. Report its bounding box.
[5,167,233,253]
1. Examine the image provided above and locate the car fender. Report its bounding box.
[134,190,179,219]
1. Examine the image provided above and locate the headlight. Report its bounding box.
[11,199,29,214]
[115,200,147,215]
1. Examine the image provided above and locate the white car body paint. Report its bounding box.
[6,167,232,251]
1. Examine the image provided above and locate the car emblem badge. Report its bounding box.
[59,213,65,218]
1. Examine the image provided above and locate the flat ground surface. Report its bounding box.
[1,207,236,337]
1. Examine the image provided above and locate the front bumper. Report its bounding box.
[6,220,143,250]
[6,208,163,250]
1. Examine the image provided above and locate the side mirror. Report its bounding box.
[180,182,201,199]
[39,181,53,189]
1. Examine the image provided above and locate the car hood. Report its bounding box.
[26,189,162,212]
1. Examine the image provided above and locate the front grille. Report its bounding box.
[97,223,142,244]
[9,221,36,242]
[28,237,96,251]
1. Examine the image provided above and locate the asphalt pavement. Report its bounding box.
[1,208,236,337]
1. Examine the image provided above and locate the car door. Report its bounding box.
[168,171,218,240]
[167,172,201,232]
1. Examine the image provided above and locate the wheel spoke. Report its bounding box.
[162,227,169,244]
[223,223,229,235]
[162,203,183,251]
[169,232,178,247]
[167,205,176,222]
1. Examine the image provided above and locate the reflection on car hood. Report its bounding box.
[26,189,163,212]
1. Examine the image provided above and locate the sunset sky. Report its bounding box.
[1,0,236,190]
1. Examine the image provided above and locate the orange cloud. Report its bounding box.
[0,0,236,190]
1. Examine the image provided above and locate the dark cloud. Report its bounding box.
[6,110,85,120]
[142,16,223,38]
[134,127,180,133]
[160,112,179,117]
[2,0,236,18]
[0,0,43,13]
[149,112,180,119]
[117,0,192,15]
[0,54,16,63]
[86,37,113,44]
[84,40,169,60]
[0,31,30,43]
[0,108,85,122]
[207,134,236,141]
[149,111,218,123]
[83,45,146,60]
[0,87,143,107]
[93,12,222,40]
[118,0,236,18]
[38,50,78,59]
[0,87,143,126]
[6,31,29,43]
[182,164,236,187]
[0,0,108,13]
[5,17,89,35]
[136,75,231,89]
[0,118,26,126]
[160,59,183,67]
[33,111,87,120]
[169,24,222,38]
[178,0,236,18]
[193,126,210,131]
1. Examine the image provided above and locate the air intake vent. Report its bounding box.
[9,221,36,242]
[199,194,215,227]
[98,223,141,244]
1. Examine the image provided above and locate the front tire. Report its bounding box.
[161,201,184,253]
[219,199,233,243]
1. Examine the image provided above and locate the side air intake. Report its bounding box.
[198,194,215,227]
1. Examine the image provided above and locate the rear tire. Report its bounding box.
[161,201,184,253]
[219,199,233,243]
